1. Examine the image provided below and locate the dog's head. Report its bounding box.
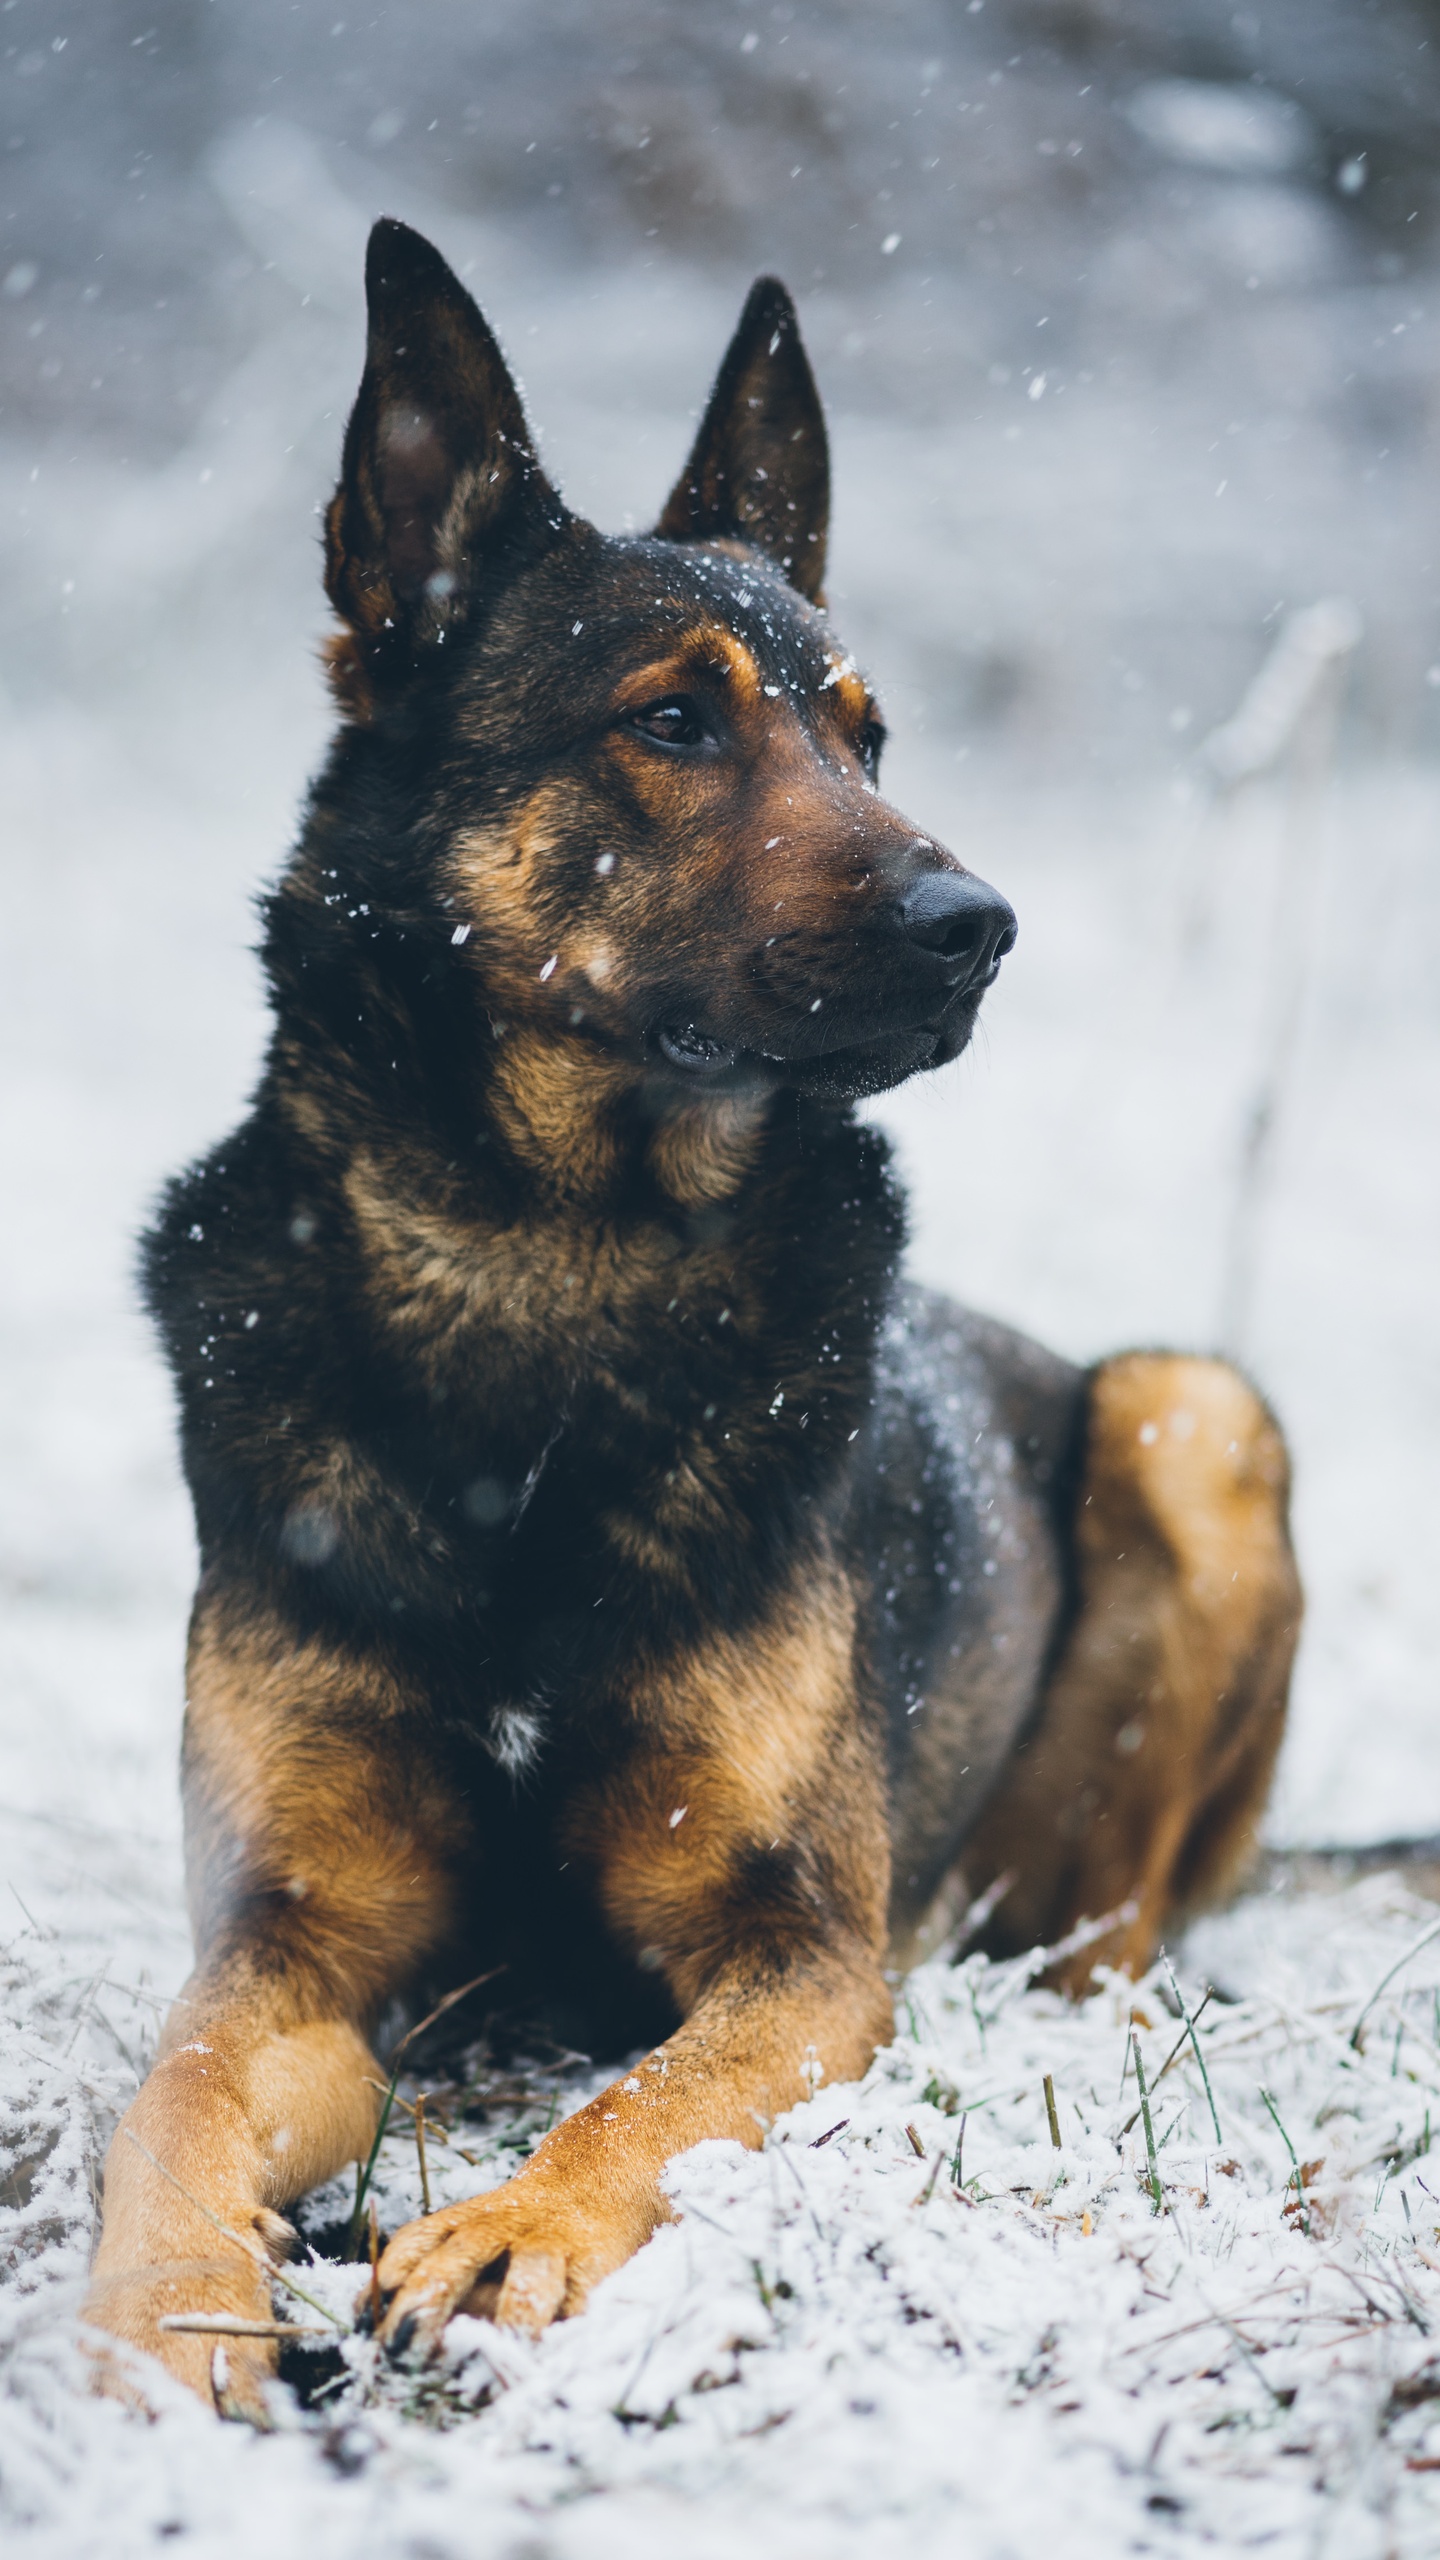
[320,219,1014,1112]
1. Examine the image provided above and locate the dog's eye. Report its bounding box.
[857,718,886,781]
[628,696,709,750]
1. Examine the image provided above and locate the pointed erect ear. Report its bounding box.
[656,277,829,602]
[325,219,565,671]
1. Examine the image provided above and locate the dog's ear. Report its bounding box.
[325,219,565,676]
[656,277,828,602]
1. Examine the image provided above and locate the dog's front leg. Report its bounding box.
[375,1563,893,2352]
[374,1952,891,2352]
[87,1586,465,2416]
[88,1988,381,2419]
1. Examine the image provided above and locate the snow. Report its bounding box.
[5,20,1440,2550]
[9,1858,1440,2554]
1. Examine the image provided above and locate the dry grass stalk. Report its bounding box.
[808,2118,849,2149]
[363,2076,452,2145]
[414,2091,432,2213]
[120,2127,345,2328]
[347,1966,506,2256]
[159,2314,323,2339]
[1043,2073,1062,2150]
[391,1966,507,2065]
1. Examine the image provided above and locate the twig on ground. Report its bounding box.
[952,1868,1016,1954]
[8,1883,54,1938]
[1179,2286,1294,2410]
[391,1966,507,2065]
[996,1901,1141,2012]
[159,2314,323,2340]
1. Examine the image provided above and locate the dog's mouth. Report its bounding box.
[649,981,987,1100]
[654,1022,741,1075]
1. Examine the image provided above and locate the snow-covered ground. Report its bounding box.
[10,1841,1440,2555]
[4,43,1440,2557]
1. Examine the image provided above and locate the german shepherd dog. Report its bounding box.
[89,220,1301,2418]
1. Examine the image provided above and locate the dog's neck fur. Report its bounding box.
[263,839,902,1400]
[143,844,906,1660]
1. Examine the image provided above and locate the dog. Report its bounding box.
[87,219,1301,2419]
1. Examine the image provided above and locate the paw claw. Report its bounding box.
[210,2342,275,2430]
[496,2247,567,2335]
[253,2208,298,2265]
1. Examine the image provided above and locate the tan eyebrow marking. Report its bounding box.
[702,626,763,702]
[828,668,872,726]
[612,627,766,718]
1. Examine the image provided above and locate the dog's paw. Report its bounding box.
[370,2172,654,2359]
[84,2233,290,2422]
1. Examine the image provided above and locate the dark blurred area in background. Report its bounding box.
[6,0,1440,754]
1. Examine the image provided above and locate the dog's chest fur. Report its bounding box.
[144,1031,909,1769]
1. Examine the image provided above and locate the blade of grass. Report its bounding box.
[348,2064,400,2259]
[414,2091,432,2214]
[1349,1914,1440,2052]
[1161,1956,1222,2143]
[1132,2033,1164,2214]
[367,2196,382,2328]
[1259,2084,1311,2235]
[1121,1988,1216,2137]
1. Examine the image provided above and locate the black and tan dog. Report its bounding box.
[88,221,1300,2417]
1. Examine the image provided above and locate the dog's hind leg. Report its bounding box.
[957,1353,1301,1993]
[86,1583,464,2417]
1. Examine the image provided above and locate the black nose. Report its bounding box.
[898,870,1017,979]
